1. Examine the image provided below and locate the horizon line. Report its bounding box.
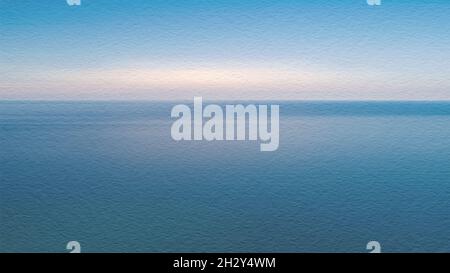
[1,99,450,103]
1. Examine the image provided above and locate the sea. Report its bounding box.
[1,101,450,252]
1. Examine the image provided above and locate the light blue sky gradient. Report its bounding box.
[1,0,449,100]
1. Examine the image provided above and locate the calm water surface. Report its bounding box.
[1,101,450,252]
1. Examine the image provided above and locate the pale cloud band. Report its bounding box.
[2,62,449,100]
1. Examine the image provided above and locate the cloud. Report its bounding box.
[1,62,449,100]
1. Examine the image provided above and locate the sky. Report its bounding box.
[1,0,449,100]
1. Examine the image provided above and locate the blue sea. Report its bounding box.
[1,101,450,253]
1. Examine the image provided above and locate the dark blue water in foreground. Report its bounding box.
[1,101,450,253]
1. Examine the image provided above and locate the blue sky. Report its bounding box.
[1,0,449,100]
